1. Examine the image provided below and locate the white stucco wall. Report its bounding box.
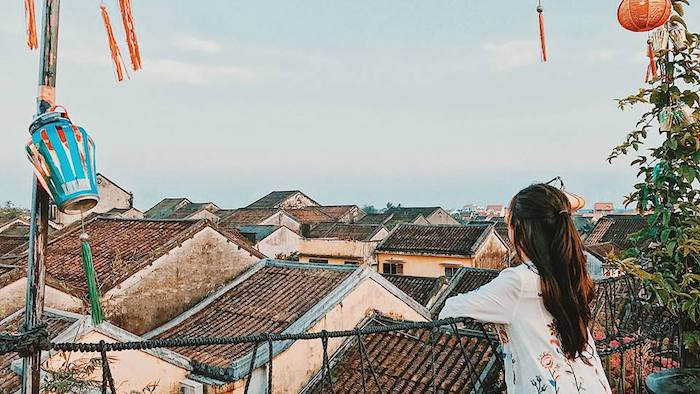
[425,209,460,225]
[256,227,301,259]
[299,239,380,265]
[261,212,301,233]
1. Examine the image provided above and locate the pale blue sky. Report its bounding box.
[1,1,691,210]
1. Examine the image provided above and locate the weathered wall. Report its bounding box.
[376,252,474,278]
[257,227,301,259]
[278,193,318,209]
[104,227,259,334]
[474,233,509,270]
[44,330,187,394]
[227,276,427,393]
[261,212,301,233]
[56,175,132,225]
[299,239,380,265]
[0,278,83,319]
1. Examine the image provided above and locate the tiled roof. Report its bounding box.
[166,202,220,220]
[376,223,494,257]
[143,198,191,219]
[286,206,357,225]
[237,225,280,243]
[585,242,621,262]
[246,190,318,209]
[430,267,500,316]
[0,236,27,256]
[7,217,262,296]
[585,215,647,249]
[381,274,443,306]
[304,315,503,393]
[358,212,393,224]
[308,223,384,241]
[152,262,354,370]
[218,209,281,228]
[0,222,30,237]
[0,310,77,393]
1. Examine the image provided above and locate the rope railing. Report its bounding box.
[0,275,683,393]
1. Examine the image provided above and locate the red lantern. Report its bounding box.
[617,0,672,32]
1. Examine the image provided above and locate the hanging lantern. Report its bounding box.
[25,106,100,214]
[669,22,688,51]
[546,176,586,212]
[650,26,669,53]
[617,0,672,32]
[659,102,695,132]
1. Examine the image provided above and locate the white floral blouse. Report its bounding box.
[439,262,612,394]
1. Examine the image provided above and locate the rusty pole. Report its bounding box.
[22,1,60,393]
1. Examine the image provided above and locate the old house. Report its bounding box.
[0,308,190,394]
[430,266,501,317]
[237,225,301,259]
[380,274,445,307]
[585,214,647,249]
[298,223,388,266]
[220,209,302,233]
[144,260,430,393]
[300,314,503,393]
[288,205,366,230]
[51,174,134,226]
[375,223,509,278]
[585,242,625,278]
[245,190,319,209]
[144,198,221,221]
[0,217,263,333]
[593,202,615,221]
[359,207,459,229]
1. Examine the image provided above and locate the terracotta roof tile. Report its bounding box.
[304,315,503,393]
[358,212,393,224]
[376,223,494,257]
[0,236,27,256]
[9,217,261,296]
[0,222,30,238]
[154,263,353,371]
[246,191,318,209]
[219,209,280,227]
[585,215,647,249]
[286,206,357,225]
[0,311,77,393]
[381,274,443,306]
[308,223,384,241]
[143,198,191,219]
[166,202,221,220]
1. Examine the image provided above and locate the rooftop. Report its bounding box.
[218,208,281,227]
[237,225,281,243]
[149,261,355,372]
[286,205,359,224]
[585,215,647,249]
[303,314,502,393]
[143,198,191,220]
[307,222,385,241]
[430,267,500,316]
[381,274,444,306]
[2,217,261,296]
[0,236,27,256]
[246,190,318,209]
[376,223,495,257]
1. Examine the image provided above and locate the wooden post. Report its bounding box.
[22,1,60,393]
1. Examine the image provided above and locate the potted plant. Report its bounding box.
[609,0,700,391]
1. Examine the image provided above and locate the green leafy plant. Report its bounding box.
[41,352,102,394]
[609,0,700,366]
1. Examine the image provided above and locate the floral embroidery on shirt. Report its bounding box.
[531,375,548,393]
[496,324,510,344]
[539,352,560,393]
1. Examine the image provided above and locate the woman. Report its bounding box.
[439,184,611,393]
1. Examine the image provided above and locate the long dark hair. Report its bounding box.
[508,183,595,361]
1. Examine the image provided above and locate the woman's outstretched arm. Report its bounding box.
[438,267,522,325]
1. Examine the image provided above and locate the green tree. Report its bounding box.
[362,205,379,214]
[610,0,700,366]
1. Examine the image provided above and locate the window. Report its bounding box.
[309,258,328,264]
[382,262,403,275]
[444,266,459,279]
[344,261,359,266]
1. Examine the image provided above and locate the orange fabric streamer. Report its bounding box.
[645,41,657,82]
[537,4,547,62]
[24,0,38,50]
[119,0,142,71]
[100,4,128,82]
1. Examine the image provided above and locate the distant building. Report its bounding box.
[593,202,615,221]
[51,173,134,226]
[585,215,647,249]
[237,224,302,259]
[144,198,221,221]
[359,207,459,229]
[287,205,366,230]
[299,223,388,266]
[245,190,319,209]
[219,208,302,232]
[375,223,509,278]
[485,204,504,216]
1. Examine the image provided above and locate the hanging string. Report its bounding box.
[645,39,657,82]
[24,0,38,50]
[118,0,142,71]
[99,340,117,394]
[266,334,273,394]
[243,341,260,394]
[537,1,547,62]
[99,3,129,82]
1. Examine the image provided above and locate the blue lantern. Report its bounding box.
[25,107,99,214]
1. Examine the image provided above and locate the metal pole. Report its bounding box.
[22,1,60,393]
